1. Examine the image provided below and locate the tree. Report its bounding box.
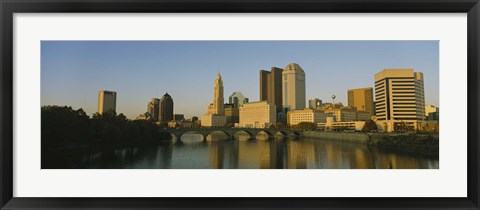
[102,123,122,142]
[41,105,91,147]
[361,120,378,132]
[434,121,439,133]
[295,122,317,130]
[394,121,412,132]
[275,122,284,129]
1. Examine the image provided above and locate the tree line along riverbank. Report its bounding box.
[302,131,439,157]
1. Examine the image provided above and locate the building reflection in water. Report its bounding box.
[68,136,438,169]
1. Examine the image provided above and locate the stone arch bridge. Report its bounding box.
[161,128,302,141]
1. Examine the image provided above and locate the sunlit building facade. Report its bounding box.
[260,67,283,113]
[357,111,371,121]
[282,63,306,111]
[147,98,160,121]
[322,106,357,122]
[425,104,439,120]
[202,73,227,127]
[348,87,374,116]
[238,101,276,128]
[98,90,116,114]
[287,108,326,126]
[374,69,426,132]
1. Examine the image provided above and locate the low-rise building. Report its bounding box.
[322,106,357,122]
[238,101,276,128]
[168,121,180,128]
[174,114,185,121]
[201,114,226,127]
[224,103,239,124]
[317,117,366,131]
[308,98,322,110]
[356,111,371,121]
[287,108,326,126]
[427,111,439,121]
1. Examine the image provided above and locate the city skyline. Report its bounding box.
[41,41,439,119]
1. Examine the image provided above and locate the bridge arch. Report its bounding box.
[158,131,176,142]
[176,131,206,141]
[205,130,232,141]
[233,130,255,140]
[256,130,273,140]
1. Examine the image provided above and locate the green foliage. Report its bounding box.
[275,122,284,129]
[293,122,317,130]
[434,121,439,133]
[394,121,413,133]
[41,106,91,148]
[361,120,378,132]
[42,105,171,152]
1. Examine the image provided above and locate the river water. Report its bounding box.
[59,133,438,169]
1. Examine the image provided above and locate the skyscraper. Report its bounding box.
[213,73,224,115]
[347,87,374,116]
[160,93,174,123]
[229,92,249,109]
[98,90,116,114]
[259,70,270,101]
[282,63,306,111]
[308,98,322,110]
[201,73,227,127]
[259,67,283,112]
[147,98,160,121]
[374,69,425,131]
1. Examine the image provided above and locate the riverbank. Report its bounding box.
[302,131,439,156]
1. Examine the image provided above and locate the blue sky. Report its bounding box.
[41,41,439,119]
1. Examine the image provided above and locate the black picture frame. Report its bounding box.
[1,0,479,209]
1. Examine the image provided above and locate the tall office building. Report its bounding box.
[229,92,249,109]
[348,87,374,116]
[374,69,426,131]
[201,73,227,127]
[213,73,224,115]
[259,67,283,112]
[160,93,174,123]
[282,63,306,111]
[98,90,116,114]
[308,98,322,110]
[147,98,160,121]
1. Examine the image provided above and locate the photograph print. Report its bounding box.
[41,41,439,169]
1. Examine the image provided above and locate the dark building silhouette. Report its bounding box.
[160,93,174,123]
[259,67,283,113]
[191,116,199,122]
[174,114,185,121]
